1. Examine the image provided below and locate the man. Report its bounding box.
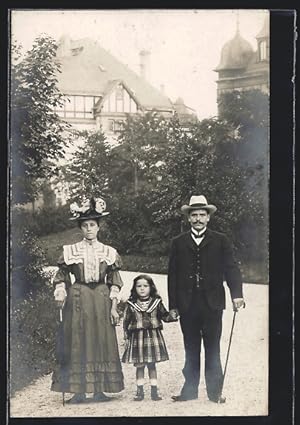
[168,195,245,403]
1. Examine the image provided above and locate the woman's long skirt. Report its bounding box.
[51,283,124,394]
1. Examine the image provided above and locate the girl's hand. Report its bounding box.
[110,308,120,326]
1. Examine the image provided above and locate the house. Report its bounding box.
[23,36,197,209]
[214,16,269,100]
[173,97,198,125]
[54,36,196,142]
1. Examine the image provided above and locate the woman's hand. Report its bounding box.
[54,285,67,309]
[56,300,65,309]
[110,308,120,326]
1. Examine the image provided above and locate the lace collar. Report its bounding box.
[63,240,116,266]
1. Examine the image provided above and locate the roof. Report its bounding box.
[173,97,196,115]
[55,37,173,111]
[214,31,254,71]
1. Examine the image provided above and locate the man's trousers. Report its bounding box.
[179,290,223,400]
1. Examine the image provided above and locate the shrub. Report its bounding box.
[12,205,74,237]
[10,280,58,395]
[11,227,48,300]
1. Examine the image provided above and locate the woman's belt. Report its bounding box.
[75,281,105,289]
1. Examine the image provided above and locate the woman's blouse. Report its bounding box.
[53,238,123,299]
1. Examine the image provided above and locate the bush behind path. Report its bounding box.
[40,229,268,284]
[10,280,58,395]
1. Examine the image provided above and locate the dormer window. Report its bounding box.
[259,40,267,61]
[71,46,84,56]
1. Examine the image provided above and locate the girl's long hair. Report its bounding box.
[129,274,161,302]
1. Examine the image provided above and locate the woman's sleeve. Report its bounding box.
[158,300,177,323]
[107,252,124,300]
[52,254,72,291]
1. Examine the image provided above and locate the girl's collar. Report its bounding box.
[128,297,161,313]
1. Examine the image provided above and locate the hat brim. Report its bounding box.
[181,205,217,215]
[70,212,110,221]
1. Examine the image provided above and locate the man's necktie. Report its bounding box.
[192,232,206,239]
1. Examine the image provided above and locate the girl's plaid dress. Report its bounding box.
[122,297,175,365]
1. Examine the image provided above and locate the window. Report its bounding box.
[116,86,123,100]
[107,120,124,133]
[54,95,100,119]
[259,41,267,61]
[114,121,124,132]
[108,119,114,132]
[85,97,94,117]
[130,98,137,113]
[75,96,84,118]
[116,100,123,112]
[115,85,124,112]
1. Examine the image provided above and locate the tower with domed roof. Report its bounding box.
[214,16,269,100]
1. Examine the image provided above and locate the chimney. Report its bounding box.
[57,34,71,57]
[160,84,165,94]
[139,50,151,81]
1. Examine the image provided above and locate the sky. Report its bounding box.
[11,9,269,119]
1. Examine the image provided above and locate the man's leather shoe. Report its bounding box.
[209,395,226,404]
[172,394,198,402]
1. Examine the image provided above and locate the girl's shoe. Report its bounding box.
[151,386,162,401]
[65,393,86,404]
[134,385,144,401]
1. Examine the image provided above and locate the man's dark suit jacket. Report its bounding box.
[168,228,243,313]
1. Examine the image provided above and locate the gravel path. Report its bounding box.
[10,273,268,417]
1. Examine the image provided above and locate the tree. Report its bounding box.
[62,129,111,201]
[218,89,269,169]
[10,34,70,204]
[111,111,170,196]
[145,117,251,247]
[218,90,269,265]
[105,112,177,253]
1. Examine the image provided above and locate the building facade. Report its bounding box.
[50,36,197,205]
[214,16,269,99]
[54,36,196,143]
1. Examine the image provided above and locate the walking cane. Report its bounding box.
[59,302,65,407]
[218,301,245,403]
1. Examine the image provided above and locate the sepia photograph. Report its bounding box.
[9,9,270,418]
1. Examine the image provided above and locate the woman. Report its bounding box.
[51,197,124,404]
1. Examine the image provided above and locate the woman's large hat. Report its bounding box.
[181,195,217,215]
[69,197,110,221]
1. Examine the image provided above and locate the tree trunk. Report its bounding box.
[134,162,139,195]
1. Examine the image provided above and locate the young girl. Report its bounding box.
[122,274,177,401]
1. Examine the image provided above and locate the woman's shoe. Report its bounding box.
[65,393,86,404]
[93,392,112,402]
[151,386,162,401]
[133,385,144,401]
